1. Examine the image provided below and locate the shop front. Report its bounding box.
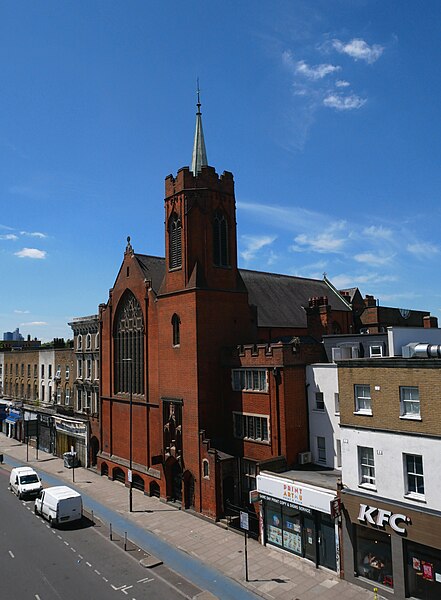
[341,489,441,599]
[257,471,339,571]
[53,416,88,467]
[5,408,22,440]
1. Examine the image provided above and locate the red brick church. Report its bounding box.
[98,96,353,519]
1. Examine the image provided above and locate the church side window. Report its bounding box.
[114,292,144,395]
[169,213,182,269]
[172,313,180,347]
[213,211,229,267]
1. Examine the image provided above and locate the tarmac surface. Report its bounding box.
[0,433,384,600]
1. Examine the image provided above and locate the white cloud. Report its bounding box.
[14,309,30,314]
[407,242,440,257]
[335,80,350,88]
[20,231,47,238]
[240,234,277,261]
[292,231,346,254]
[14,248,47,259]
[354,252,395,266]
[295,60,340,81]
[323,93,366,110]
[0,233,18,240]
[20,321,47,326]
[330,272,397,288]
[362,225,394,240]
[332,38,384,64]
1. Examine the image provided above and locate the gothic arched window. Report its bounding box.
[172,313,180,347]
[169,213,182,270]
[213,211,229,267]
[114,291,144,395]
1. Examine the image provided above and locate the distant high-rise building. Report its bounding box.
[3,328,24,341]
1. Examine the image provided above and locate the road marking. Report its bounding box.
[70,547,76,553]
[57,535,62,540]
[35,595,41,600]
[121,586,133,595]
[8,550,15,558]
[102,577,108,582]
[86,561,92,567]
[111,584,128,591]
[78,554,83,559]
[94,569,101,575]
[137,577,154,584]
[64,541,69,546]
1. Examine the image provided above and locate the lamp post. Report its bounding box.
[123,357,133,512]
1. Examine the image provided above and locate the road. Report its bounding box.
[0,467,192,600]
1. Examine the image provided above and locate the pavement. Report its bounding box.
[0,433,381,600]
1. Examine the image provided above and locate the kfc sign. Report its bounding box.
[358,503,411,534]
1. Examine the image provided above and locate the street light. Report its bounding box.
[122,357,133,512]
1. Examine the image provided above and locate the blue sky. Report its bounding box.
[1,1,441,341]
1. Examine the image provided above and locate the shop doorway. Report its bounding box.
[171,461,182,502]
[303,516,317,563]
[319,517,337,571]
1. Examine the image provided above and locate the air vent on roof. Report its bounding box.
[402,343,441,358]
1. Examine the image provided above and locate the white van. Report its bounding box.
[9,467,42,499]
[34,486,82,527]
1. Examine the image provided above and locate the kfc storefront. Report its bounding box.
[257,471,340,572]
[342,489,441,599]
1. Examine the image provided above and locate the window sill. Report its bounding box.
[359,483,377,492]
[312,408,325,413]
[400,415,422,421]
[353,410,373,416]
[234,437,270,445]
[404,493,426,503]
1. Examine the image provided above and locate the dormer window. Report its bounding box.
[169,213,182,270]
[213,211,229,267]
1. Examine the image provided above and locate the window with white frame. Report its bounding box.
[336,439,342,468]
[95,332,100,349]
[202,459,209,478]
[65,365,70,379]
[55,364,61,379]
[93,390,99,413]
[358,446,375,487]
[241,459,257,498]
[65,388,71,405]
[232,369,268,392]
[84,390,91,410]
[404,454,424,497]
[95,359,99,380]
[400,386,420,418]
[317,436,326,463]
[86,359,92,379]
[369,344,383,357]
[315,391,325,410]
[57,388,62,404]
[77,335,83,351]
[86,333,91,350]
[77,389,82,411]
[334,392,340,414]
[77,359,83,378]
[354,384,372,414]
[233,412,269,442]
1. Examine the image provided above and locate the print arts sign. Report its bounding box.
[358,503,412,534]
[257,474,336,514]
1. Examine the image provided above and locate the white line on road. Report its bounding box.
[8,550,14,558]
[86,562,92,567]
[70,547,76,553]
[78,554,83,559]
[64,541,69,546]
[94,569,101,575]
[102,577,108,582]
[121,586,133,595]
[137,577,154,584]
[35,595,41,600]
[111,584,128,590]
[57,535,62,540]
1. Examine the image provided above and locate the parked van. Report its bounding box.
[34,486,82,527]
[9,467,42,499]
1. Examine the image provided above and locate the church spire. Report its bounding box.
[190,80,208,175]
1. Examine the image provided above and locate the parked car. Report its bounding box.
[34,486,82,527]
[9,467,42,499]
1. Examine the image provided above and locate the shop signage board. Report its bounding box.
[358,503,412,534]
[240,511,249,531]
[257,473,336,514]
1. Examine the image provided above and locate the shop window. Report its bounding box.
[354,384,372,414]
[315,391,324,410]
[404,453,424,498]
[400,386,420,418]
[355,525,393,587]
[317,436,326,463]
[405,540,441,600]
[358,446,376,488]
[232,369,268,392]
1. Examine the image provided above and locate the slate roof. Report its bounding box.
[239,269,351,329]
[133,255,351,329]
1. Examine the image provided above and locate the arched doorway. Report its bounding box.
[149,481,160,498]
[183,471,195,509]
[112,467,125,483]
[101,462,109,477]
[132,474,145,492]
[90,436,99,466]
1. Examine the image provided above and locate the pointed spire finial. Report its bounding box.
[125,235,133,255]
[191,80,208,175]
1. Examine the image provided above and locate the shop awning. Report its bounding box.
[5,413,21,425]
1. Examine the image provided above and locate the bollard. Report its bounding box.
[373,587,378,600]
[91,509,94,525]
[124,531,127,551]
[110,523,113,541]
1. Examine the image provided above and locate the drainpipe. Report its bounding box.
[272,368,281,457]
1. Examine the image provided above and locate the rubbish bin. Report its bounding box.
[63,452,79,468]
